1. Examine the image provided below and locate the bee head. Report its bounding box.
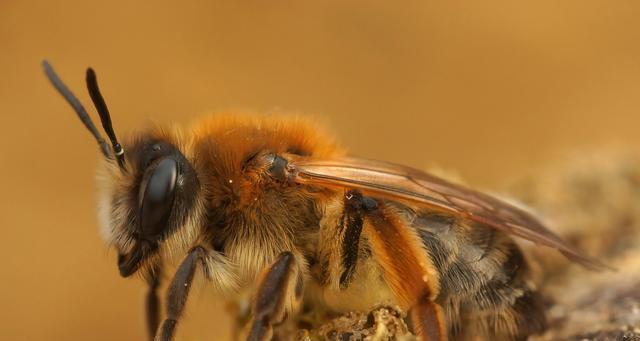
[100,134,202,277]
[43,61,203,277]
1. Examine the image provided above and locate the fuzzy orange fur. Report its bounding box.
[364,203,441,309]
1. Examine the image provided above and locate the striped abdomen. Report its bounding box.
[416,212,547,340]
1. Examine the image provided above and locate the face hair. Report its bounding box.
[42,60,111,158]
[86,68,126,169]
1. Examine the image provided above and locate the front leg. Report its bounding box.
[155,247,208,341]
[145,264,162,341]
[247,252,302,341]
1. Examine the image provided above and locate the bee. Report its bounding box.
[43,61,610,341]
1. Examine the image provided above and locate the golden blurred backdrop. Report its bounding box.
[1,1,640,340]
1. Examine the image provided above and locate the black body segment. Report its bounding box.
[248,252,299,341]
[155,247,207,341]
[145,265,162,341]
[338,190,375,288]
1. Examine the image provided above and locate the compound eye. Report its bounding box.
[140,157,178,239]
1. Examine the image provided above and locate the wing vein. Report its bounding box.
[291,157,612,271]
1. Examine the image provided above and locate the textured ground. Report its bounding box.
[295,307,414,341]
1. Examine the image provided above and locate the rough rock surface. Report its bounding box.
[520,151,640,341]
[295,306,414,341]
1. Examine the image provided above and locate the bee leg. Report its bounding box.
[409,298,447,341]
[145,264,162,341]
[360,196,447,340]
[336,190,372,289]
[247,251,300,341]
[155,246,207,341]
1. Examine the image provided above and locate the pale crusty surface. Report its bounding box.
[517,151,640,341]
[295,306,414,341]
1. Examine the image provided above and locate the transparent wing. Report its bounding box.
[289,157,611,271]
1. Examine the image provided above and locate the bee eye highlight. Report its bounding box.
[140,157,178,240]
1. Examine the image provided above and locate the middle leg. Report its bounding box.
[247,252,303,341]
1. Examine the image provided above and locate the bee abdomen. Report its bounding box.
[464,244,547,339]
[417,213,547,340]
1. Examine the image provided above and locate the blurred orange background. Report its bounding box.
[1,1,640,340]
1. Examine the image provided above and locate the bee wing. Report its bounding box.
[290,157,612,271]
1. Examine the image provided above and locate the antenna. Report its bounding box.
[86,68,126,169]
[42,60,111,157]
